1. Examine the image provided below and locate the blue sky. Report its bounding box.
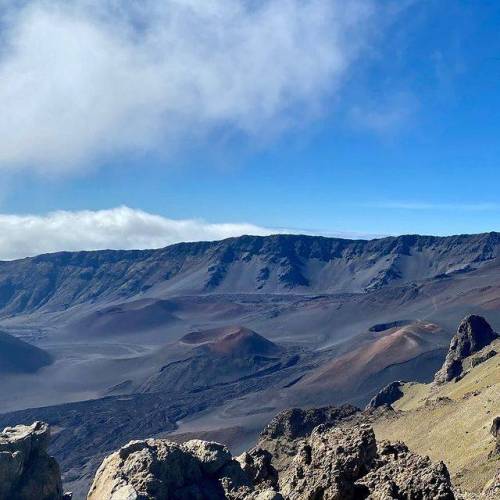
[1,1,500,258]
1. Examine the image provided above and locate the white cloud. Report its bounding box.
[0,206,383,260]
[0,206,278,260]
[0,0,379,172]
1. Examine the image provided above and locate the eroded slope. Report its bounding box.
[373,336,500,493]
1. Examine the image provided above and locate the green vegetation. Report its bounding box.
[374,339,500,493]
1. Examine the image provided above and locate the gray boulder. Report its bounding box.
[87,438,255,500]
[87,404,459,499]
[237,448,278,490]
[0,421,64,500]
[277,423,378,499]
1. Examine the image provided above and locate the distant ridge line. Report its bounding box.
[4,230,500,263]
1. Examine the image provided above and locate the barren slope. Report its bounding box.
[0,330,52,374]
[1,232,500,317]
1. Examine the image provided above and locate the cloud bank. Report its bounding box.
[0,206,383,260]
[0,206,278,260]
[0,0,377,171]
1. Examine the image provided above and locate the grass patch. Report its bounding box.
[373,339,500,493]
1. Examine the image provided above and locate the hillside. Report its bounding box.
[1,232,500,316]
[0,234,500,497]
[138,326,287,393]
[0,331,52,374]
[372,324,500,494]
[298,321,446,395]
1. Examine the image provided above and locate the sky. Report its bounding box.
[1,0,500,259]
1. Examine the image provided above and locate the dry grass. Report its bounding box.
[373,339,500,493]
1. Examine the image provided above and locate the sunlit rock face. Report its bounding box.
[434,315,498,384]
[0,421,64,500]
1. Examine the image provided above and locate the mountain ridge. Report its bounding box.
[0,231,499,497]
[2,232,500,317]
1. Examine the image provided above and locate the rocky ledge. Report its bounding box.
[4,405,499,499]
[0,421,67,500]
[87,405,456,500]
[434,315,498,384]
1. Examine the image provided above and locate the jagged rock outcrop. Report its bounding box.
[0,421,64,500]
[246,406,456,500]
[434,315,498,384]
[470,349,497,368]
[276,424,378,499]
[259,404,359,440]
[357,441,454,499]
[88,438,283,500]
[238,448,278,492]
[87,438,253,499]
[366,381,404,409]
[87,404,458,499]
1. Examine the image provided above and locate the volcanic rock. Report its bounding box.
[277,423,378,499]
[357,440,455,499]
[0,421,64,500]
[434,315,497,384]
[470,349,497,368]
[87,438,254,500]
[86,401,459,499]
[366,381,405,409]
[245,405,456,500]
[259,404,359,440]
[237,448,278,491]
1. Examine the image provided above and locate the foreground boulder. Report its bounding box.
[87,438,258,500]
[274,424,378,499]
[88,404,458,499]
[0,421,64,500]
[434,315,497,384]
